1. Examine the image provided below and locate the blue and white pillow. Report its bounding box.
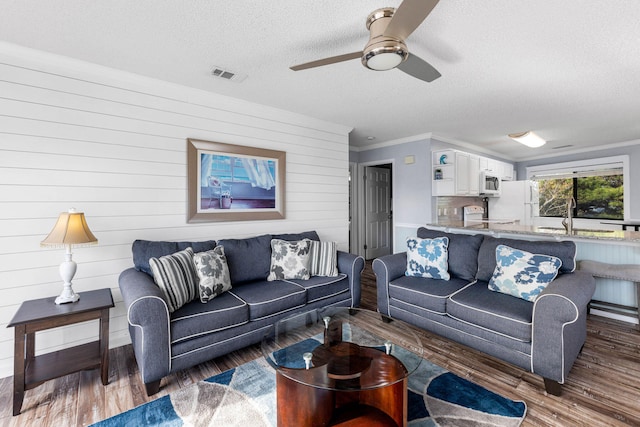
[488,245,562,302]
[405,236,450,280]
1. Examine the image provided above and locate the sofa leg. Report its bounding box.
[381,315,393,324]
[145,379,161,396]
[543,378,562,396]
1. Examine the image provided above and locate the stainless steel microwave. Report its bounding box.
[480,171,501,195]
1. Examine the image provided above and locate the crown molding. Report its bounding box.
[515,138,640,162]
[350,132,433,152]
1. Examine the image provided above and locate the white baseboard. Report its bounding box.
[590,308,639,326]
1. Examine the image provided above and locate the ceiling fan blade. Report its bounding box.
[397,53,441,82]
[290,51,362,71]
[383,0,440,40]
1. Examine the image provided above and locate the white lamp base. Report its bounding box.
[55,285,80,304]
[55,252,80,305]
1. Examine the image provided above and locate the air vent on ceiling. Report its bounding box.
[552,145,574,149]
[211,66,247,83]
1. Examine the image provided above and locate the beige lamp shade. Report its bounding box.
[41,209,98,247]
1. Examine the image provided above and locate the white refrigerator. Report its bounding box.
[488,180,539,225]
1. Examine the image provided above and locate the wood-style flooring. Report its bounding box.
[2,262,639,426]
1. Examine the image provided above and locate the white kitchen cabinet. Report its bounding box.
[432,149,479,196]
[501,161,514,180]
[455,151,470,195]
[469,154,480,195]
[479,156,514,181]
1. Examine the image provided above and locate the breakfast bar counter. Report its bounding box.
[426,221,640,244]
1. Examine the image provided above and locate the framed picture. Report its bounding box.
[187,138,286,222]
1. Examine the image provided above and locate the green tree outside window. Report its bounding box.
[538,174,623,220]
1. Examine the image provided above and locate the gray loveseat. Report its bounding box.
[373,227,595,395]
[119,230,364,395]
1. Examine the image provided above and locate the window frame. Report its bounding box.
[526,155,630,221]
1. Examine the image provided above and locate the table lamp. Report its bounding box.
[41,208,98,304]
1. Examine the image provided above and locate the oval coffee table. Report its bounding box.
[262,307,423,427]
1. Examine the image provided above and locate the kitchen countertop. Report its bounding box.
[427,221,640,243]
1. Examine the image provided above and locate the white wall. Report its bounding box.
[0,43,352,378]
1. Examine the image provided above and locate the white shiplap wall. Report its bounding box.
[0,43,352,379]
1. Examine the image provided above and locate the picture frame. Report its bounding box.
[187,138,286,222]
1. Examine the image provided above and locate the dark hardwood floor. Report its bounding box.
[2,262,639,426]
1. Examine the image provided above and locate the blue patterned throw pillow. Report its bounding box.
[488,244,562,302]
[405,236,450,280]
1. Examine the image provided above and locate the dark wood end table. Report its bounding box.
[8,288,114,416]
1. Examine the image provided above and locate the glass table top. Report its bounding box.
[262,307,424,391]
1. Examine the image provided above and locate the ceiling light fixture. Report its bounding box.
[508,131,546,148]
[362,8,408,71]
[362,41,408,70]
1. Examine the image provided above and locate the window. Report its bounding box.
[207,155,276,184]
[527,156,628,221]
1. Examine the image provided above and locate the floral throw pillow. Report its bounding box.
[193,246,232,303]
[405,236,450,280]
[267,239,311,281]
[488,244,562,302]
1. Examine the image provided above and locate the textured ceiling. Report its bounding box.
[2,0,640,160]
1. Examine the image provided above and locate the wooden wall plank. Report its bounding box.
[0,44,351,378]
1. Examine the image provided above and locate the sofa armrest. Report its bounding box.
[372,253,407,316]
[531,270,596,383]
[337,251,365,307]
[119,268,171,385]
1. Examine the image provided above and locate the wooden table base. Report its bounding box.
[276,372,407,427]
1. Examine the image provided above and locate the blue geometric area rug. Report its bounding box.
[92,348,526,427]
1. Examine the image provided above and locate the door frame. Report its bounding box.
[355,159,395,258]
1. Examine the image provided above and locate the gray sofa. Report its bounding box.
[119,230,364,395]
[373,227,595,395]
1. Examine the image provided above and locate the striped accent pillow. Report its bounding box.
[309,241,339,277]
[149,247,198,313]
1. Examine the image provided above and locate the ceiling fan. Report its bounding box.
[290,0,442,83]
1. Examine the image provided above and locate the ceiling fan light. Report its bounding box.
[362,42,408,71]
[366,51,404,70]
[508,131,546,148]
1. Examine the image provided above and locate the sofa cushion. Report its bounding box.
[476,236,576,282]
[488,245,562,302]
[285,274,349,303]
[268,239,312,281]
[447,281,533,342]
[309,240,339,277]
[218,234,272,285]
[417,228,483,280]
[149,247,198,313]
[230,280,306,320]
[272,230,320,242]
[132,239,217,275]
[388,275,471,315]
[193,246,232,303]
[406,236,450,280]
[170,291,248,344]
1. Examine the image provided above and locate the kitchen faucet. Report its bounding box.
[562,197,576,233]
